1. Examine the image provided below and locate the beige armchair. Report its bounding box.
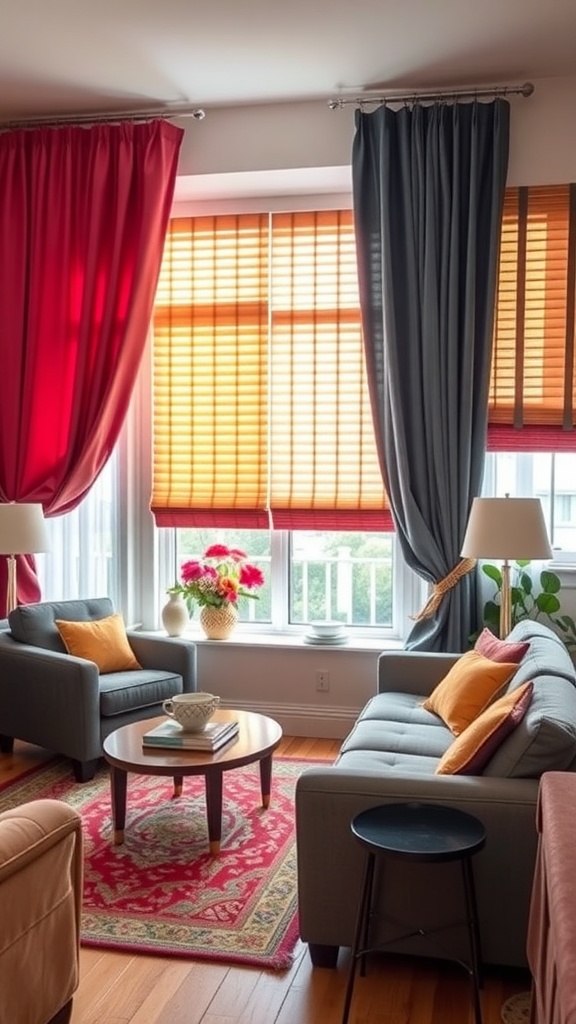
[0,799,83,1024]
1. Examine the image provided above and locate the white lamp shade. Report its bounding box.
[461,497,552,561]
[0,503,50,555]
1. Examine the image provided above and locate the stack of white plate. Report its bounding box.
[304,621,348,645]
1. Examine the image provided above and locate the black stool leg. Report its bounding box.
[461,855,484,1024]
[341,851,375,1024]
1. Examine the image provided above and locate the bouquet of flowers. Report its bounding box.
[169,544,265,613]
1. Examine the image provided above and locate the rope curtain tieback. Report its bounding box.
[412,558,477,621]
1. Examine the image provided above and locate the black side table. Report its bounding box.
[341,801,486,1024]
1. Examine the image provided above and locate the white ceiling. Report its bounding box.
[2,0,576,123]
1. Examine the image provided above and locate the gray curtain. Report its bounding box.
[352,99,510,651]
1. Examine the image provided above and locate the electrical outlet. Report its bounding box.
[316,670,330,692]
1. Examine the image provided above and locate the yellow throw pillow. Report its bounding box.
[435,682,534,775]
[421,650,518,735]
[55,613,142,673]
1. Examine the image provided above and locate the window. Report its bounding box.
[174,527,396,631]
[154,210,399,634]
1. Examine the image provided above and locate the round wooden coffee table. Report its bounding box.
[102,709,282,855]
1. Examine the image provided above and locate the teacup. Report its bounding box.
[162,692,220,733]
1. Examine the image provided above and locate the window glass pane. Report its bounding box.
[484,451,576,552]
[290,531,393,627]
[36,454,119,604]
[174,529,272,623]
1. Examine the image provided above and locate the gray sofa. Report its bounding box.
[296,619,576,970]
[0,598,197,781]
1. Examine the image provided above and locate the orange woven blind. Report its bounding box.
[151,210,390,529]
[152,214,270,527]
[489,184,576,446]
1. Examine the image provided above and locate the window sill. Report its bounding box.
[159,627,403,653]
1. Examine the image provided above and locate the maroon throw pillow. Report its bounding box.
[475,627,529,664]
[436,682,534,776]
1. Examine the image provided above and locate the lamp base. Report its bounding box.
[499,560,512,639]
[6,554,17,615]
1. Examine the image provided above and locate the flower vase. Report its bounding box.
[200,604,238,640]
[161,592,190,637]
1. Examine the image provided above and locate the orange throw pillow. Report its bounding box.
[422,650,518,735]
[55,613,141,673]
[435,682,534,775]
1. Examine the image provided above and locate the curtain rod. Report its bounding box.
[328,81,534,110]
[0,104,207,131]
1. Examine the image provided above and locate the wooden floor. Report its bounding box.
[1,737,530,1024]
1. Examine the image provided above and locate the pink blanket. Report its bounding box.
[527,771,576,1024]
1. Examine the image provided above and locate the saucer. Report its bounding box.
[304,632,349,645]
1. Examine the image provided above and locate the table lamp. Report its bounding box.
[461,496,552,638]
[0,502,50,614]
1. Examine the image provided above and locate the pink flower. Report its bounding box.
[180,560,204,583]
[204,544,231,560]
[239,563,265,589]
[228,547,248,562]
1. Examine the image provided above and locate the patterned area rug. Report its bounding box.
[0,755,313,969]
[501,991,531,1022]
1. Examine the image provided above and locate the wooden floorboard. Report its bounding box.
[0,738,530,1023]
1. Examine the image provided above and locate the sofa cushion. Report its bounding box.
[55,613,142,673]
[436,681,534,775]
[9,598,114,652]
[421,651,518,735]
[335,748,441,774]
[99,670,183,716]
[336,692,453,774]
[483,674,576,777]
[502,622,576,692]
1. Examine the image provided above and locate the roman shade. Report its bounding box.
[151,210,391,530]
[489,183,576,449]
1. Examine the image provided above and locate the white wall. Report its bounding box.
[195,639,380,740]
[173,74,576,193]
[166,73,576,738]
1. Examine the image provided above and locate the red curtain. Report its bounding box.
[0,119,183,615]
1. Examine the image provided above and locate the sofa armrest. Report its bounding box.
[378,650,461,697]
[0,799,83,1024]
[0,633,101,758]
[0,798,83,883]
[127,632,197,692]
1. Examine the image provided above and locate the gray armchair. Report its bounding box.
[0,598,196,782]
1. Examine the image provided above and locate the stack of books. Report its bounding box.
[142,718,239,751]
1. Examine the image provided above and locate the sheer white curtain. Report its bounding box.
[36,454,120,606]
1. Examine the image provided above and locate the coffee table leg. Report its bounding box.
[110,765,127,845]
[259,754,273,808]
[173,774,183,798]
[205,770,224,856]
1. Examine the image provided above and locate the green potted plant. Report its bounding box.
[479,559,576,654]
